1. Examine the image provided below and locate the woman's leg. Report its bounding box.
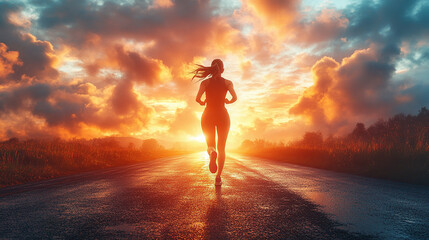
[201,110,216,153]
[202,110,218,173]
[216,111,230,177]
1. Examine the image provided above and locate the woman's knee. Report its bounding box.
[217,148,226,154]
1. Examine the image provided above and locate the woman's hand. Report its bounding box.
[195,81,207,106]
[225,80,237,104]
[197,99,206,106]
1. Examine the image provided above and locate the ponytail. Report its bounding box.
[192,65,217,81]
[191,59,224,82]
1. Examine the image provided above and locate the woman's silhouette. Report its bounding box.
[193,59,237,186]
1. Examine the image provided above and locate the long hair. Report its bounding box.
[192,59,224,82]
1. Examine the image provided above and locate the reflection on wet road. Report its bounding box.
[233,155,429,240]
[0,153,428,239]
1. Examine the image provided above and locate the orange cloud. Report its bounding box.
[11,33,58,83]
[292,9,349,44]
[110,80,142,115]
[246,0,299,31]
[152,0,174,9]
[169,106,201,136]
[289,46,399,133]
[240,60,253,80]
[0,43,22,80]
[111,45,168,85]
[242,0,348,48]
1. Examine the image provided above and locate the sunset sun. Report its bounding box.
[191,134,207,143]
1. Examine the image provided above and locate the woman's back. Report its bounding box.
[205,77,228,110]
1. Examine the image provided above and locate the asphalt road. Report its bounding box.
[1,153,428,239]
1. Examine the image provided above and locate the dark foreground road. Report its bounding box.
[0,153,428,239]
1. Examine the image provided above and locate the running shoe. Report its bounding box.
[209,150,217,173]
[215,176,222,186]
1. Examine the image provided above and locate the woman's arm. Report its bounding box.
[225,80,237,104]
[196,81,206,106]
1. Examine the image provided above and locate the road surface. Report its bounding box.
[1,153,428,239]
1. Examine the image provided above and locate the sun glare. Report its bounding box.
[191,134,206,143]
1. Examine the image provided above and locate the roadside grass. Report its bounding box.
[237,108,429,185]
[237,143,429,185]
[0,138,187,188]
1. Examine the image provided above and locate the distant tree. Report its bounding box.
[3,137,19,144]
[367,119,387,139]
[141,139,164,152]
[97,138,120,148]
[324,134,336,147]
[416,107,429,147]
[239,139,254,151]
[418,107,429,117]
[254,139,277,149]
[301,132,323,147]
[349,123,368,141]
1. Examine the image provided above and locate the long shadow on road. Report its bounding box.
[205,186,229,240]
[202,159,376,239]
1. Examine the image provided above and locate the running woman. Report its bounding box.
[193,59,237,186]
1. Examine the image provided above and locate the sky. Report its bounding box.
[0,0,428,148]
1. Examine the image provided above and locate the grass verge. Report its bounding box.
[0,138,189,188]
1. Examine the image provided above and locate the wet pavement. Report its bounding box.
[234,155,429,240]
[0,152,427,239]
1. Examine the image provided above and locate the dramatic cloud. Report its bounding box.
[36,0,245,68]
[0,80,154,137]
[246,0,299,31]
[289,45,403,132]
[292,9,349,44]
[0,2,58,83]
[289,0,429,134]
[0,43,22,80]
[344,0,429,45]
[111,46,167,85]
[242,0,349,46]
